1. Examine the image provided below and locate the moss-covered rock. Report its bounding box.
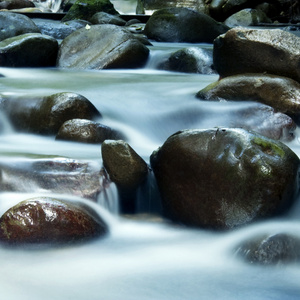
[150,128,300,230]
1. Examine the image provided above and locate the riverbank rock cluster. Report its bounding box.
[0,0,299,256]
[137,0,300,24]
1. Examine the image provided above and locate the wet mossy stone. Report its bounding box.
[0,197,108,246]
[57,24,149,69]
[196,74,300,122]
[0,11,40,42]
[0,33,58,67]
[235,233,300,265]
[144,7,229,43]
[213,28,300,83]
[150,128,300,230]
[56,118,125,143]
[62,0,119,22]
[1,92,101,135]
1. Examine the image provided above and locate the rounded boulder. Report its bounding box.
[150,128,300,230]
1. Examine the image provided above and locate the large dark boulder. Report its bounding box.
[56,118,124,143]
[150,128,300,230]
[57,24,149,69]
[144,7,229,43]
[1,92,101,135]
[213,28,300,83]
[0,197,108,246]
[196,74,300,122]
[0,33,58,67]
[0,11,40,42]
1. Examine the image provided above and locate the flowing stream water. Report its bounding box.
[0,41,300,299]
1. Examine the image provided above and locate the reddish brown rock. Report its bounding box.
[0,197,108,245]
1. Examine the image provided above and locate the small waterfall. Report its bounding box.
[0,111,13,134]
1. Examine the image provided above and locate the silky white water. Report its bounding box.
[0,42,300,299]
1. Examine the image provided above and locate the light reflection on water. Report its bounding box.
[0,43,300,299]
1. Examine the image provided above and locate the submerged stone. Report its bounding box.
[196,74,300,122]
[144,7,229,43]
[235,233,300,265]
[0,157,106,201]
[57,24,149,69]
[150,128,300,230]
[0,33,58,67]
[0,197,108,246]
[90,11,126,25]
[158,47,215,74]
[213,28,300,83]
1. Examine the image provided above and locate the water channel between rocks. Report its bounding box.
[0,41,300,300]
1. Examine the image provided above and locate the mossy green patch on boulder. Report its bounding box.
[150,128,300,230]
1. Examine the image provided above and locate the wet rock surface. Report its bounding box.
[196,74,300,122]
[150,128,300,230]
[1,92,101,135]
[235,233,300,265]
[224,8,271,27]
[0,33,58,67]
[102,140,149,213]
[230,103,296,141]
[158,47,215,74]
[0,0,35,10]
[62,0,118,22]
[34,19,91,40]
[90,11,126,25]
[57,24,149,69]
[0,11,40,42]
[56,118,125,143]
[0,157,106,201]
[0,197,108,246]
[213,28,300,83]
[144,7,229,43]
